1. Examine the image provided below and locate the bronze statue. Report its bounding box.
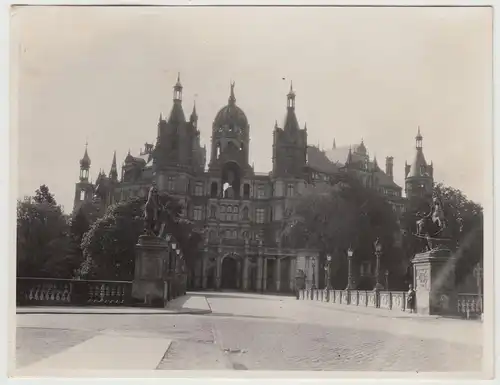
[413,190,450,251]
[144,185,162,236]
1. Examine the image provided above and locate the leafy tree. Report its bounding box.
[80,193,200,281]
[33,184,56,205]
[282,172,401,289]
[17,185,79,278]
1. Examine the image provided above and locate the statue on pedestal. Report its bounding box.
[144,185,162,236]
[414,191,450,251]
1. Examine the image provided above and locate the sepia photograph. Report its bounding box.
[10,3,493,380]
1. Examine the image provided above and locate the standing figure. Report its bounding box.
[144,185,162,236]
[407,284,416,313]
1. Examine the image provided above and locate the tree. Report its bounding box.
[282,172,401,289]
[33,184,56,205]
[80,193,201,281]
[17,185,78,278]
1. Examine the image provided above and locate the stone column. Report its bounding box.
[276,257,281,292]
[242,257,249,291]
[263,258,268,292]
[215,255,222,290]
[412,247,457,316]
[256,256,263,291]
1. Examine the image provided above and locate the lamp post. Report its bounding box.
[374,238,384,291]
[473,262,483,315]
[346,247,354,290]
[325,254,332,289]
[311,257,316,290]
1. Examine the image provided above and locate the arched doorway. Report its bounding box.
[221,256,238,289]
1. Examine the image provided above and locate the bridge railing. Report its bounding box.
[17,277,133,306]
[299,288,484,319]
[457,293,483,319]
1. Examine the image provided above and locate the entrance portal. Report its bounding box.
[221,257,238,289]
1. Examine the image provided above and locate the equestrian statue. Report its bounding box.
[414,191,450,251]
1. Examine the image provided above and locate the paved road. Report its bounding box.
[16,292,483,373]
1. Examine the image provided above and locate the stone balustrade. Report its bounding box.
[17,276,187,307]
[298,288,483,319]
[457,293,483,319]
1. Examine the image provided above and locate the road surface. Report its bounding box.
[15,291,483,373]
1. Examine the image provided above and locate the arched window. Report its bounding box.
[227,206,233,213]
[243,206,249,220]
[234,206,239,214]
[210,205,216,218]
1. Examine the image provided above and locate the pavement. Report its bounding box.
[14,291,486,376]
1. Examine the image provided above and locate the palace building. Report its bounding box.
[74,75,434,292]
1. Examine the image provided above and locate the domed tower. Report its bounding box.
[73,143,94,213]
[405,128,434,199]
[208,82,251,199]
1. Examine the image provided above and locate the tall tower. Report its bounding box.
[404,128,434,199]
[270,83,308,247]
[73,143,94,213]
[272,82,308,178]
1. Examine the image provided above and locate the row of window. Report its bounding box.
[208,229,260,241]
[193,205,266,223]
[165,177,296,199]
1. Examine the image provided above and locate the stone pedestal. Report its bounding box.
[412,247,457,316]
[132,235,171,307]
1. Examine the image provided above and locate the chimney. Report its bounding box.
[386,156,394,180]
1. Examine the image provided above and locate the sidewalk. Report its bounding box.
[16,293,212,315]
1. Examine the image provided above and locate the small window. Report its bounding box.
[210,205,216,218]
[210,182,218,198]
[167,176,175,192]
[258,186,265,198]
[227,206,233,213]
[234,206,239,214]
[193,206,203,221]
[195,183,204,196]
[256,208,265,224]
[243,207,249,220]
[243,184,250,199]
[287,184,294,197]
[80,190,86,201]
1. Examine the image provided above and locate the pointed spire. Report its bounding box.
[80,141,91,169]
[110,151,118,181]
[287,80,296,109]
[333,138,336,149]
[373,154,378,169]
[228,81,236,105]
[416,126,423,149]
[304,122,307,131]
[347,146,353,165]
[274,119,278,129]
[173,72,183,101]
[190,100,198,122]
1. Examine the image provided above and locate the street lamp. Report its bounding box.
[346,247,354,290]
[473,262,483,315]
[374,238,384,291]
[311,257,316,290]
[325,254,332,290]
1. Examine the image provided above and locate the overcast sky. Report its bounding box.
[12,6,492,212]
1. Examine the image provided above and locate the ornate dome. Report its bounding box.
[213,82,249,130]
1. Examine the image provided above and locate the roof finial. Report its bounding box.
[333,138,336,149]
[229,80,236,105]
[290,80,293,93]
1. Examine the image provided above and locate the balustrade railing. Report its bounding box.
[17,277,133,307]
[457,293,483,319]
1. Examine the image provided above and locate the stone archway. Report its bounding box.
[221,255,238,290]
